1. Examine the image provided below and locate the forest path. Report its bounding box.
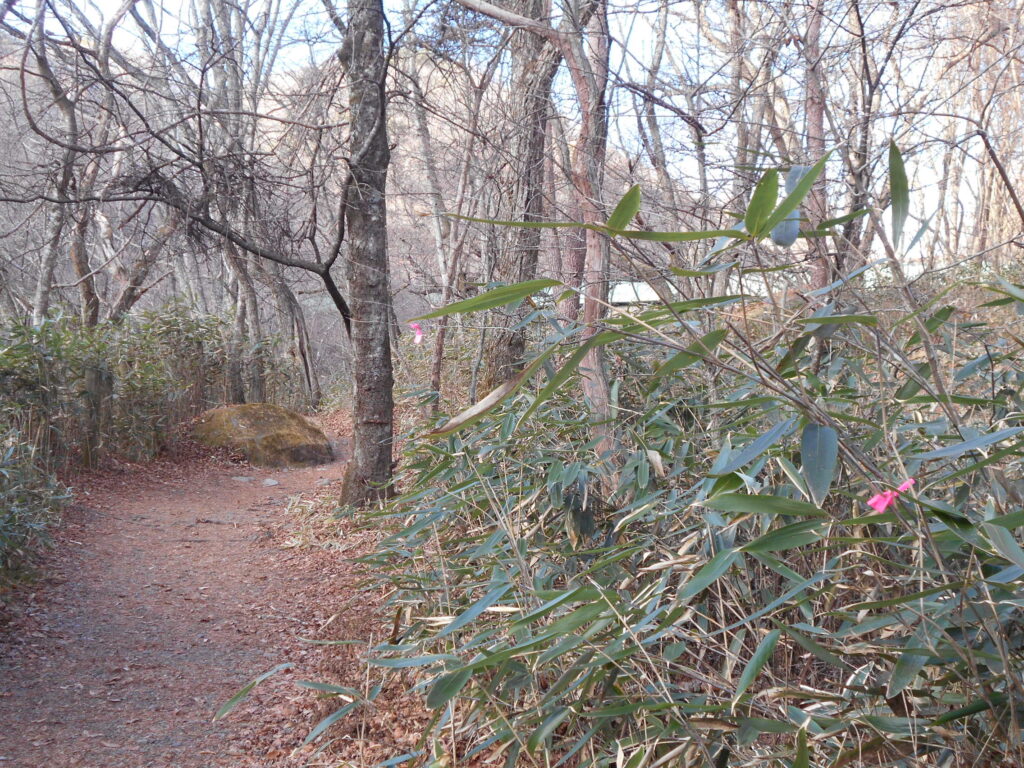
[0,434,359,768]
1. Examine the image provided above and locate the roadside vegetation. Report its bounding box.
[328,151,1024,767]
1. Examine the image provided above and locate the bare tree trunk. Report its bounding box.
[409,76,450,283]
[226,279,248,403]
[340,0,395,506]
[32,207,67,324]
[69,208,101,327]
[571,3,617,490]
[551,109,585,321]
[804,0,830,290]
[449,0,617,490]
[257,260,323,408]
[481,4,561,391]
[0,263,21,319]
[108,210,182,322]
[224,242,265,402]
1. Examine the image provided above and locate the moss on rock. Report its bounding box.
[193,403,333,467]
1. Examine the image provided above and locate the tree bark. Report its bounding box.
[572,3,616,489]
[480,1,561,391]
[340,0,395,506]
[805,0,830,289]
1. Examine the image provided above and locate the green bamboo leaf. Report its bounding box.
[369,654,461,668]
[428,345,558,436]
[817,209,868,229]
[622,228,744,242]
[511,586,600,630]
[906,210,935,254]
[894,362,931,401]
[426,667,473,709]
[715,574,827,636]
[983,522,1024,569]
[932,693,1007,725]
[737,717,798,735]
[606,185,641,232]
[435,582,510,638]
[806,258,882,298]
[734,629,781,702]
[740,521,825,553]
[987,511,1024,529]
[934,442,1024,483]
[889,141,910,249]
[622,746,650,768]
[886,632,930,698]
[704,493,828,518]
[840,583,964,612]
[212,663,293,721]
[718,417,797,474]
[778,624,846,668]
[761,152,832,235]
[302,700,360,745]
[901,395,998,406]
[801,424,838,506]
[414,279,562,320]
[669,262,737,277]
[526,707,571,753]
[679,548,740,600]
[651,329,729,382]
[794,727,811,768]
[795,314,877,326]
[745,170,779,236]
[915,427,1024,460]
[993,277,1024,303]
[518,338,601,426]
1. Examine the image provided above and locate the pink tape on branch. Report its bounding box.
[409,322,424,344]
[867,478,915,512]
[867,491,896,512]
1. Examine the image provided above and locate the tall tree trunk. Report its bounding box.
[450,0,617,491]
[226,279,248,404]
[32,207,67,324]
[409,75,450,283]
[340,0,395,506]
[480,4,561,391]
[69,208,101,327]
[551,109,586,321]
[257,260,323,408]
[224,242,265,402]
[570,2,617,491]
[805,0,830,289]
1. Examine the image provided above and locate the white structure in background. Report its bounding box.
[608,281,675,305]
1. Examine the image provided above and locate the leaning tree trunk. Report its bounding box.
[340,0,395,506]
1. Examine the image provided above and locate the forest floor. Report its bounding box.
[0,413,426,768]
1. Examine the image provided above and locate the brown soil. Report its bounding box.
[0,423,419,768]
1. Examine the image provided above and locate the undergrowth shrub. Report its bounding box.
[362,282,1024,768]
[336,151,1024,767]
[0,307,308,470]
[0,431,69,589]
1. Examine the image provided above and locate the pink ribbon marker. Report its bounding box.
[409,322,424,344]
[867,478,915,512]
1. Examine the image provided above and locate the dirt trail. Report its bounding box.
[0,442,361,768]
